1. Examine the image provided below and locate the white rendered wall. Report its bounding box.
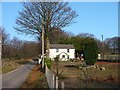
[49,49,75,61]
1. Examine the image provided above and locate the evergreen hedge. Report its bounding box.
[83,38,98,65]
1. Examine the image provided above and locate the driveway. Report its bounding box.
[2,61,37,88]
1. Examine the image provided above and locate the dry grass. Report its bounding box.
[94,62,119,83]
[1,60,20,74]
[21,65,48,88]
[1,59,30,74]
[51,61,119,88]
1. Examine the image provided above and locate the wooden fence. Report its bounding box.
[45,63,55,88]
[41,59,64,89]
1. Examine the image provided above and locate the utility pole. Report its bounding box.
[0,35,2,61]
[101,35,104,59]
[0,35,2,90]
[42,21,45,69]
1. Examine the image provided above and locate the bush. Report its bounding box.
[70,59,74,62]
[15,54,23,60]
[45,58,53,69]
[83,38,98,65]
[15,60,29,64]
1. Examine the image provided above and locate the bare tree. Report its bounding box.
[21,41,40,58]
[0,27,10,44]
[118,37,120,54]
[77,33,95,38]
[0,27,11,59]
[106,37,120,54]
[10,37,24,51]
[49,28,69,44]
[14,2,78,57]
[0,27,2,35]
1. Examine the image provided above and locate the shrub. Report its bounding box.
[45,58,53,69]
[83,38,98,65]
[70,59,74,62]
[15,60,29,64]
[15,54,23,60]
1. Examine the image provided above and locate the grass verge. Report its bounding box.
[21,65,48,88]
[1,59,30,74]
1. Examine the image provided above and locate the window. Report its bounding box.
[67,55,69,59]
[67,49,69,53]
[56,49,59,52]
[62,55,65,58]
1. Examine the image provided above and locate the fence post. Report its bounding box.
[53,74,55,89]
[45,64,47,76]
[45,63,56,89]
[61,82,64,90]
[55,76,58,90]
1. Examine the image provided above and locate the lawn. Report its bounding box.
[51,61,119,88]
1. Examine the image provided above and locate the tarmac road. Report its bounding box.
[2,61,36,88]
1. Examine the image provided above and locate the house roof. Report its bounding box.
[49,44,75,49]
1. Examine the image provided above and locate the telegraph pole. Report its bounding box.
[42,21,45,69]
[0,35,2,61]
[0,35,2,90]
[101,35,104,59]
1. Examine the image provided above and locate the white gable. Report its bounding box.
[49,48,75,61]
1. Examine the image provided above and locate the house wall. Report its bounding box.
[49,48,75,61]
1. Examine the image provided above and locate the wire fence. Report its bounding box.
[103,55,120,60]
[98,54,120,62]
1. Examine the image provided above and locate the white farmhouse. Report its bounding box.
[49,44,75,61]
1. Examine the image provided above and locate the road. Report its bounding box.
[2,61,37,88]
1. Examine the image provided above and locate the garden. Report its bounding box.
[50,60,119,88]
[47,38,119,88]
